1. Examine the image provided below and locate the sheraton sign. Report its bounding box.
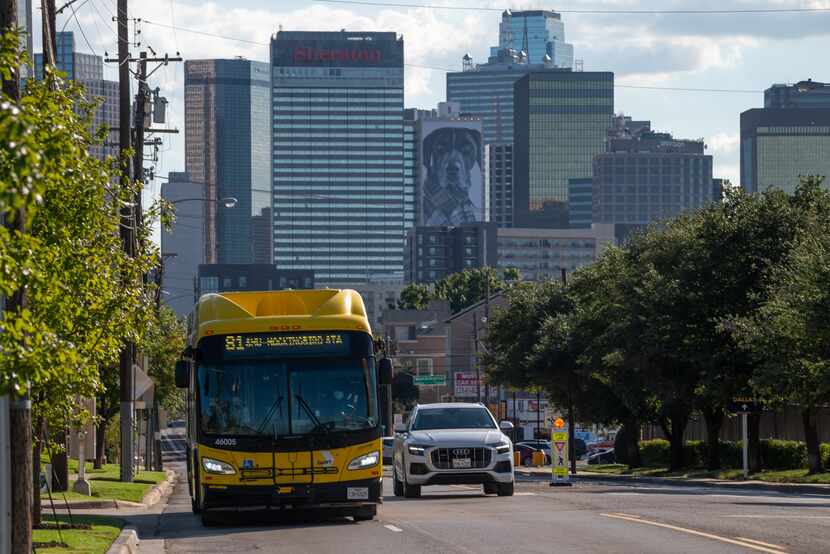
[293,47,382,64]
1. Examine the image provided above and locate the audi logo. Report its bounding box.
[453,448,470,455]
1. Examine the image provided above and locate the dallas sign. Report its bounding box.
[293,47,382,64]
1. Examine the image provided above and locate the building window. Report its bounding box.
[239,276,248,289]
[222,277,232,289]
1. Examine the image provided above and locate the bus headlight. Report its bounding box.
[348,451,380,470]
[202,457,236,475]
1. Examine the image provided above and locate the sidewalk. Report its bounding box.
[516,464,830,495]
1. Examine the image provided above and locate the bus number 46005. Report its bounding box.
[215,438,237,447]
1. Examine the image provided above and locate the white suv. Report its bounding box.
[392,403,515,498]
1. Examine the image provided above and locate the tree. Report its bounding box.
[1,37,156,531]
[391,371,419,409]
[434,267,510,313]
[732,178,830,474]
[397,283,432,310]
[142,305,187,417]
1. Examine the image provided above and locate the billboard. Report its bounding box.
[272,34,404,68]
[419,120,486,226]
[454,371,481,398]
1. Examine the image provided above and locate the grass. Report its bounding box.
[33,514,123,554]
[585,464,830,483]
[40,460,167,504]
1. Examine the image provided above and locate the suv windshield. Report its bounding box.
[411,407,496,431]
[197,358,378,436]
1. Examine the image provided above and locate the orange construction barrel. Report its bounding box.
[532,450,546,467]
[513,451,521,466]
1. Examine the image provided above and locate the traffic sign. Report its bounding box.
[414,374,447,386]
[728,397,761,414]
[550,424,572,487]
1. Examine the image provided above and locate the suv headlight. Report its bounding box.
[202,457,236,475]
[489,441,511,454]
[348,451,380,470]
[408,444,427,456]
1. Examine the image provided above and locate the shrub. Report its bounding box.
[639,439,670,467]
[684,440,706,468]
[820,443,830,470]
[760,439,806,470]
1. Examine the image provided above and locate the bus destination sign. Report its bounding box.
[222,332,351,358]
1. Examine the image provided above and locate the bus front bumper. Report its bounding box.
[202,478,382,510]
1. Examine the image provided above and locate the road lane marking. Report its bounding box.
[600,513,788,554]
[514,492,536,496]
[384,524,403,533]
[736,538,787,550]
[723,515,830,519]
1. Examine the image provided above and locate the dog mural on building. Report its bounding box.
[422,127,483,226]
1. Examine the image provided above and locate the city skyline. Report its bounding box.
[39,0,830,198]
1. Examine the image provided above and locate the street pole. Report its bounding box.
[2,3,33,549]
[117,0,135,483]
[561,267,576,474]
[472,312,480,403]
[483,279,490,404]
[742,411,748,479]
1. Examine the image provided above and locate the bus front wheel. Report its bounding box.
[352,505,377,522]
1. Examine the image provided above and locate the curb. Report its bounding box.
[51,468,177,510]
[141,469,176,508]
[106,525,139,554]
[516,469,830,496]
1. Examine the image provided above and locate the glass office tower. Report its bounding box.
[270,31,407,284]
[514,71,614,228]
[184,59,272,264]
[493,9,573,67]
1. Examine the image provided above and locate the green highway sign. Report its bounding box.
[414,374,447,386]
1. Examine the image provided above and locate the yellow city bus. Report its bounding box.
[175,289,392,526]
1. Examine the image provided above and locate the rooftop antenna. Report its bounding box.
[575,58,584,72]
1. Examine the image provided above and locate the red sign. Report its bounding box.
[293,47,382,64]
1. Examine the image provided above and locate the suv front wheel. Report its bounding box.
[497,482,514,496]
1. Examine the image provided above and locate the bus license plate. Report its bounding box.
[452,458,472,469]
[347,487,369,500]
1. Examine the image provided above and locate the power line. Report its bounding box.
[139,20,763,94]
[314,0,830,15]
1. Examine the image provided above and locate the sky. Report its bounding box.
[35,0,830,202]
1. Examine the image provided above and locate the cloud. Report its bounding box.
[708,132,740,154]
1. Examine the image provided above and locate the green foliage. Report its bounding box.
[639,439,671,467]
[396,268,520,314]
[141,305,187,417]
[821,443,830,470]
[760,440,807,470]
[0,35,158,453]
[397,283,432,310]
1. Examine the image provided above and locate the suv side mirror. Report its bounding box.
[175,360,190,389]
[378,358,393,385]
[394,422,407,434]
[499,420,514,430]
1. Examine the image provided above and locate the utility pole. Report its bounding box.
[42,0,56,66]
[483,278,490,405]
[116,0,135,483]
[472,312,480,402]
[561,267,576,474]
[3,2,33,551]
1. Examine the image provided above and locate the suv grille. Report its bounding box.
[431,447,491,469]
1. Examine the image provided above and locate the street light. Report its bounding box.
[168,196,238,209]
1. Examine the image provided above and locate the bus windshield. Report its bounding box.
[197,358,378,437]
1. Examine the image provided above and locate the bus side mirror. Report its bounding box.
[378,358,393,386]
[175,360,189,389]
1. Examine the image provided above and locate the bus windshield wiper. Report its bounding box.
[294,394,332,437]
[255,395,284,436]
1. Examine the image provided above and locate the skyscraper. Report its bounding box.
[447,11,575,228]
[184,59,271,265]
[270,31,407,284]
[34,32,119,161]
[588,117,715,241]
[741,80,830,194]
[161,172,204,317]
[493,9,573,67]
[514,70,614,228]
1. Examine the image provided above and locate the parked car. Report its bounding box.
[587,448,616,465]
[382,437,395,465]
[515,441,552,465]
[392,402,515,498]
[513,443,546,466]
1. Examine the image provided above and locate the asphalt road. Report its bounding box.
[134,431,830,554]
